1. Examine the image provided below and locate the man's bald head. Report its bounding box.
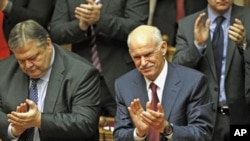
[127,25,163,49]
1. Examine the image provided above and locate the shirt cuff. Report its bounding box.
[194,41,207,54]
[8,124,18,139]
[133,128,146,141]
[165,132,173,140]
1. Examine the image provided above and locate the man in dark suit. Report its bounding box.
[149,0,207,46]
[0,20,100,141]
[49,0,148,117]
[173,1,250,141]
[114,25,214,141]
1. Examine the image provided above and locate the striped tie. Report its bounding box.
[18,79,39,141]
[90,25,102,72]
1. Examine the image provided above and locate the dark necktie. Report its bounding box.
[90,25,102,72]
[147,82,160,141]
[18,79,39,141]
[176,0,185,22]
[212,16,225,83]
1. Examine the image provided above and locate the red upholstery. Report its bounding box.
[0,11,10,60]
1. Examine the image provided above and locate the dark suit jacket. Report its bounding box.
[152,0,207,46]
[114,63,214,141]
[49,0,148,97]
[173,4,250,124]
[3,0,55,40]
[0,44,100,141]
[245,45,250,104]
[244,8,250,105]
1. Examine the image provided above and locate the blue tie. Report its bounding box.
[29,79,39,104]
[212,16,225,83]
[18,79,39,141]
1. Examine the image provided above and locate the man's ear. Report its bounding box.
[160,41,168,56]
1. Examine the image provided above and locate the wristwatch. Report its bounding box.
[162,123,173,136]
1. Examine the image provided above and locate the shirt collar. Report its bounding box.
[207,5,232,24]
[145,59,168,90]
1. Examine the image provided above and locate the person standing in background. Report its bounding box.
[49,0,148,117]
[173,0,250,141]
[0,20,101,141]
[148,0,207,46]
[0,0,56,59]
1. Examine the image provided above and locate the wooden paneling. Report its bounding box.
[99,116,114,141]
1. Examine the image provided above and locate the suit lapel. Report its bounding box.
[161,63,180,119]
[225,36,235,77]
[43,46,64,113]
[204,9,218,81]
[224,5,242,77]
[132,72,149,110]
[14,69,30,108]
[206,39,218,81]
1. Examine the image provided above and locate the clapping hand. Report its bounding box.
[128,98,149,137]
[7,99,41,136]
[194,12,211,46]
[75,0,103,30]
[228,18,246,45]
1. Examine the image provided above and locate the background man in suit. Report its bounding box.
[173,0,250,140]
[0,20,100,141]
[0,0,56,59]
[49,0,148,117]
[148,0,207,46]
[114,25,214,141]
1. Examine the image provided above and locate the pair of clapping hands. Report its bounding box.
[128,98,169,137]
[194,12,246,47]
[7,99,41,137]
[75,0,103,31]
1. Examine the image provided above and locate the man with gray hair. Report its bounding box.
[0,20,101,141]
[114,25,215,141]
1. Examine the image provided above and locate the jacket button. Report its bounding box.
[214,87,218,92]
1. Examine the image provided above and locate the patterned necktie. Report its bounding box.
[90,25,102,72]
[147,82,160,141]
[212,16,225,83]
[176,0,185,22]
[18,79,39,141]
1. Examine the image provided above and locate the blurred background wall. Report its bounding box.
[234,0,249,7]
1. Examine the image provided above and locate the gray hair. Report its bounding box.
[127,25,163,49]
[8,20,50,51]
[152,26,163,49]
